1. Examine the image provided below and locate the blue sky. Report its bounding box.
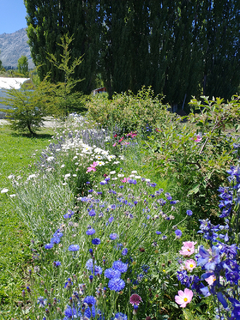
[0,1,28,34]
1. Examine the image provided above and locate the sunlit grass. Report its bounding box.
[0,124,54,310]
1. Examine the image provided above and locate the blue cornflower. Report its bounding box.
[83,295,96,306]
[108,278,125,292]
[104,268,121,279]
[89,209,96,217]
[92,238,101,245]
[53,261,61,267]
[175,229,182,238]
[64,305,78,318]
[45,243,53,249]
[122,248,128,256]
[141,265,150,273]
[108,216,114,223]
[37,296,47,307]
[156,231,161,235]
[114,312,128,320]
[110,233,119,240]
[94,265,103,276]
[112,261,128,273]
[84,306,96,319]
[68,244,80,252]
[63,209,74,219]
[86,259,93,271]
[50,237,60,244]
[86,228,96,235]
[88,189,94,193]
[186,210,193,216]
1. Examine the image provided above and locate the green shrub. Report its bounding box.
[87,86,177,133]
[0,87,49,134]
[143,95,240,219]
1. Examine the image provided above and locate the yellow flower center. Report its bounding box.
[190,264,194,268]
[184,298,188,302]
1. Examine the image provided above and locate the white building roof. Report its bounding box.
[0,77,30,90]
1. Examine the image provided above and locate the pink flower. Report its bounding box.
[175,288,193,308]
[114,134,118,138]
[185,259,196,272]
[113,143,117,147]
[118,137,124,143]
[129,294,142,306]
[86,162,98,173]
[205,275,216,286]
[179,241,197,256]
[191,134,202,142]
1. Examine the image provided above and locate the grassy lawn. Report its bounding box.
[0,124,54,313]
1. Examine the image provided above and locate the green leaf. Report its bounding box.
[187,184,200,196]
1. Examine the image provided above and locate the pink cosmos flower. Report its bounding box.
[205,275,216,286]
[129,294,142,306]
[191,134,202,142]
[175,288,193,308]
[118,137,124,143]
[185,259,196,272]
[179,241,197,256]
[86,162,98,173]
[113,143,117,147]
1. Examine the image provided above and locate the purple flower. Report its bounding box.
[68,244,80,251]
[89,209,96,217]
[110,233,119,240]
[86,228,96,235]
[63,209,74,219]
[156,231,162,235]
[175,229,182,238]
[45,243,53,249]
[104,268,121,279]
[53,261,61,267]
[83,296,96,306]
[122,248,128,256]
[108,278,125,291]
[112,261,128,273]
[92,238,101,245]
[108,216,114,223]
[86,259,93,271]
[197,245,221,271]
[114,312,127,320]
[186,210,193,216]
[50,237,60,244]
[64,305,77,318]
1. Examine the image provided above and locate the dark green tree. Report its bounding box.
[24,0,101,94]
[17,55,29,76]
[202,0,240,100]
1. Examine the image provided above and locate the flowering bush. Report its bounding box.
[175,164,240,319]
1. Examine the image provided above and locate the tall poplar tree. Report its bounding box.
[24,0,101,94]
[202,0,240,99]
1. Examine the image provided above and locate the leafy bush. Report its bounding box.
[143,96,240,219]
[87,87,177,134]
[0,87,49,134]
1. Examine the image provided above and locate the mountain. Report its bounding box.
[0,28,34,69]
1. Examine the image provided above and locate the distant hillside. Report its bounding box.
[0,28,34,69]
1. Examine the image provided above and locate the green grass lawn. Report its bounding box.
[0,124,54,313]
